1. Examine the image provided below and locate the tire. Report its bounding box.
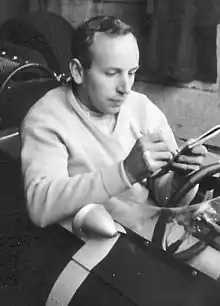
[0,12,74,75]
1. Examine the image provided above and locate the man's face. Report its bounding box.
[80,32,140,115]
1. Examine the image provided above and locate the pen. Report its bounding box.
[149,124,220,180]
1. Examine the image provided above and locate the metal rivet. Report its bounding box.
[196,226,201,232]
[192,270,197,277]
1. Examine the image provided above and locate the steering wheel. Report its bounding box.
[152,162,220,261]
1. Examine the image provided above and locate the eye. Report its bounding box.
[105,71,117,76]
[128,70,138,76]
[128,72,135,77]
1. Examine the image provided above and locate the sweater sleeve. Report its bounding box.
[21,110,131,227]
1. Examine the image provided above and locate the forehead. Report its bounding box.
[90,32,139,69]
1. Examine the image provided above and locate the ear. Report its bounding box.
[69,58,84,84]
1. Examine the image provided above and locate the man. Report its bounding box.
[21,15,207,238]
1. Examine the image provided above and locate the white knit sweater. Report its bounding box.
[21,84,194,238]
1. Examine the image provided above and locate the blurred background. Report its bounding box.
[1,0,220,143]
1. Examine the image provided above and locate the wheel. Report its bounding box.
[0,12,74,75]
[0,58,59,128]
[152,163,220,261]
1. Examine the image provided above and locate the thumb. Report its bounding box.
[145,129,164,142]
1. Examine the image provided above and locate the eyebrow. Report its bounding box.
[130,66,140,71]
[106,66,140,71]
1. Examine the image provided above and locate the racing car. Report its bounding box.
[1,12,220,306]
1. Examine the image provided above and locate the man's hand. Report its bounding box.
[170,140,208,175]
[123,131,175,184]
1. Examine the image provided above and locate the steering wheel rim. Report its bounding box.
[152,162,220,261]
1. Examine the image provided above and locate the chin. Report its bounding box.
[108,106,121,115]
[107,110,120,116]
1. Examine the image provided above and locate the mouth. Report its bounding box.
[110,99,124,106]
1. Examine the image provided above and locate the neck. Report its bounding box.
[72,83,104,116]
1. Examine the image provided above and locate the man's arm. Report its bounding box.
[21,118,131,227]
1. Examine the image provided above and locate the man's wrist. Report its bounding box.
[123,160,137,184]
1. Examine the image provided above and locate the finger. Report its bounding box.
[171,162,200,173]
[143,150,169,172]
[147,130,164,142]
[141,130,166,144]
[140,132,178,156]
[176,154,204,166]
[151,151,174,161]
[189,144,208,156]
[139,138,172,153]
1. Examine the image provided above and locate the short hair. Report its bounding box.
[71,15,136,69]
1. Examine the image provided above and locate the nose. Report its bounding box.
[116,74,132,95]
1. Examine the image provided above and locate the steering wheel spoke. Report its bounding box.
[152,163,220,261]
